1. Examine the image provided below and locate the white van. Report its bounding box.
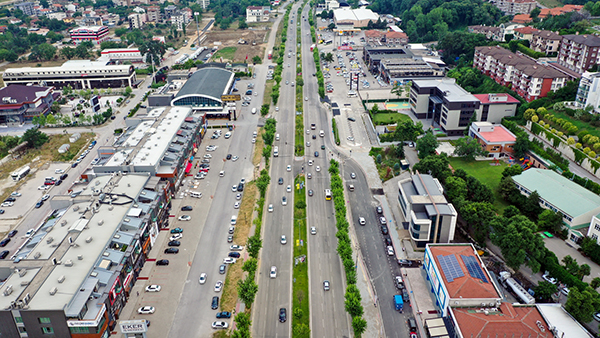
[276,134,280,141]
[224,132,232,139]
[319,130,325,137]
[273,146,279,157]
[251,107,257,114]
[190,191,202,198]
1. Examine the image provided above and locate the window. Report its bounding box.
[42,327,54,334]
[39,317,51,324]
[594,224,600,232]
[14,317,23,323]
[70,327,90,334]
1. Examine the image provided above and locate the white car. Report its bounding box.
[178,215,191,221]
[212,321,229,329]
[236,193,242,200]
[10,192,21,197]
[1,202,13,207]
[316,166,320,172]
[287,165,291,172]
[55,169,65,174]
[542,273,557,285]
[41,194,50,201]
[282,196,287,206]
[219,171,225,177]
[307,173,312,179]
[231,216,237,225]
[145,285,161,292]
[281,235,287,245]
[252,138,256,144]
[275,106,279,111]
[240,178,246,184]
[305,97,308,101]
[310,227,317,235]
[232,185,238,192]
[387,246,394,256]
[358,217,366,225]
[270,266,277,278]
[268,204,273,212]
[204,154,212,159]
[214,280,223,292]
[38,185,49,190]
[308,160,313,166]
[224,132,232,139]
[223,258,237,264]
[199,273,207,284]
[170,234,183,241]
[230,245,244,251]
[195,172,206,180]
[286,185,292,193]
[137,306,155,314]
[232,156,239,161]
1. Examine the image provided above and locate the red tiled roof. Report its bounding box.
[365,30,384,38]
[474,93,520,104]
[385,31,407,39]
[539,4,582,18]
[430,245,500,299]
[514,26,539,34]
[453,303,549,337]
[512,14,532,23]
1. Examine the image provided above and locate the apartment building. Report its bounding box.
[474,46,570,102]
[531,30,562,54]
[494,0,537,15]
[246,6,271,22]
[128,12,145,29]
[576,71,600,113]
[513,26,539,41]
[467,25,504,42]
[146,6,160,23]
[199,0,210,9]
[14,1,35,16]
[558,34,600,74]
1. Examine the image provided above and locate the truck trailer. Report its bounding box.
[394,295,404,312]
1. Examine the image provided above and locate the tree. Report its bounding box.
[352,316,367,337]
[29,43,57,61]
[124,86,133,97]
[345,285,363,317]
[293,324,310,336]
[534,281,557,301]
[565,287,600,323]
[530,7,541,19]
[327,23,336,30]
[391,82,404,98]
[502,164,523,177]
[416,130,439,159]
[247,235,262,258]
[453,136,488,160]
[242,258,257,274]
[238,18,248,29]
[461,201,496,244]
[523,191,543,220]
[513,134,530,158]
[578,264,591,281]
[22,128,48,148]
[537,209,563,233]
[252,55,262,64]
[237,277,258,306]
[591,277,600,289]
[412,153,452,182]
[46,114,57,125]
[445,176,468,201]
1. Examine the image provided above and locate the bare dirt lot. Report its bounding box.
[203,28,269,63]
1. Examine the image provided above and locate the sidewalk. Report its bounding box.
[356,250,384,337]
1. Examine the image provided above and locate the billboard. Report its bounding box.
[119,320,148,333]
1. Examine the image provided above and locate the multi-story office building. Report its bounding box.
[69,26,109,44]
[0,84,56,125]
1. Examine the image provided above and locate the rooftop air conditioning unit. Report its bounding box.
[58,275,65,283]
[86,237,93,243]
[64,260,73,267]
[49,287,57,295]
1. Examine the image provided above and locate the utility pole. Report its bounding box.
[195,12,200,46]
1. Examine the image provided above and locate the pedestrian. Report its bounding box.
[136,291,139,297]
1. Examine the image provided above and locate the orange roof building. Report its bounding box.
[424,244,502,316]
[512,14,532,23]
[539,4,583,18]
[468,121,517,159]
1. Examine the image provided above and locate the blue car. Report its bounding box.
[170,227,183,234]
[216,311,231,318]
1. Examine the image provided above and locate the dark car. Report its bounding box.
[376,206,383,214]
[7,230,17,238]
[4,197,15,202]
[403,289,410,303]
[164,248,179,254]
[312,134,316,139]
[314,151,319,157]
[228,252,241,258]
[211,296,219,310]
[219,264,226,274]
[168,240,180,247]
[170,227,183,234]
[181,205,193,211]
[0,210,4,214]
[60,174,68,180]
[156,259,170,265]
[237,183,244,192]
[321,145,325,150]
[216,311,231,319]
[55,179,63,186]
[381,225,388,235]
[35,201,44,208]
[308,189,313,197]
[348,117,356,122]
[0,238,10,247]
[279,308,287,322]
[384,237,392,246]
[245,90,252,95]
[71,162,78,168]
[226,154,232,160]
[0,250,9,259]
[278,177,283,185]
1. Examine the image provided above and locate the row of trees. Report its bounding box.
[328,160,367,337]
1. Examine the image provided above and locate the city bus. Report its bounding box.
[11,165,30,181]
[324,39,333,45]
[325,189,332,201]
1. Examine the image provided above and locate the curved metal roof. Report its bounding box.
[174,67,234,102]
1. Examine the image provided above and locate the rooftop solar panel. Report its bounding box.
[437,254,464,283]
[461,255,488,283]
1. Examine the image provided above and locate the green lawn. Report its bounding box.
[372,112,413,125]
[213,47,237,61]
[447,157,510,213]
[292,176,310,338]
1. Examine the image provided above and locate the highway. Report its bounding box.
[252,1,299,337]
[299,4,351,338]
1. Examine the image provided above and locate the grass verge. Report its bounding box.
[447,157,510,213]
[220,183,258,311]
[253,129,265,167]
[292,175,310,337]
[332,118,340,145]
[264,80,275,107]
[369,147,405,182]
[371,112,413,125]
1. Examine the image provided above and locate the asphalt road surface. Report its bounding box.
[299,4,352,338]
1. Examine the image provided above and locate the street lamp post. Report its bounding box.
[194,12,200,47]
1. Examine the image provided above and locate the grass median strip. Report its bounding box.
[292,175,310,337]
